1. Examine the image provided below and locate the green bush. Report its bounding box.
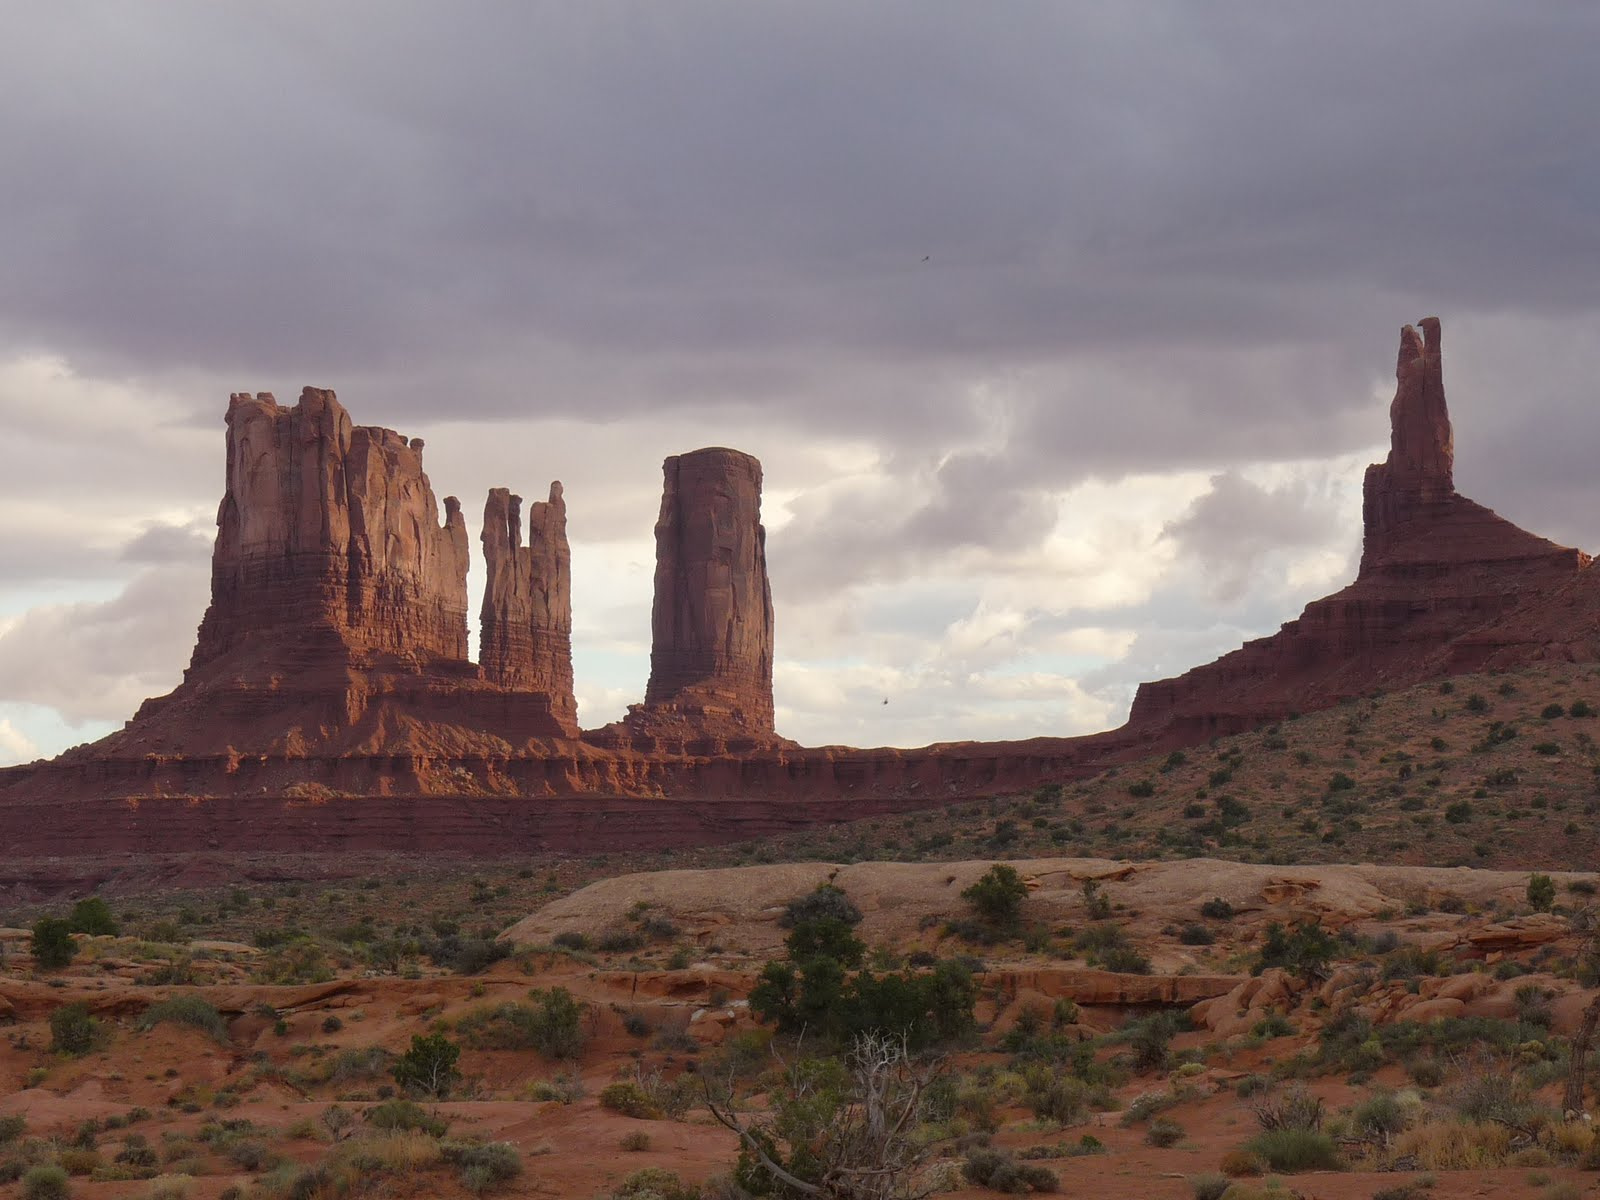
[392,1033,461,1098]
[21,1166,71,1200]
[365,1099,448,1137]
[440,1142,522,1195]
[1189,1174,1230,1200]
[961,1146,1059,1193]
[963,864,1029,932]
[50,1003,102,1055]
[457,988,584,1058]
[138,996,229,1043]
[1527,873,1556,913]
[1243,1129,1340,1172]
[67,897,119,936]
[1200,897,1235,920]
[1253,922,1336,980]
[780,884,862,928]
[599,1082,659,1119]
[0,1114,24,1143]
[31,918,77,971]
[1146,1117,1185,1147]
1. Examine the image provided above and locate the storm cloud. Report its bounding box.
[1,3,1597,760]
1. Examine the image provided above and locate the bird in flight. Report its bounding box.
[921,255,930,263]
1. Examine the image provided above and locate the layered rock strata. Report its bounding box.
[480,484,579,737]
[1125,318,1589,744]
[612,447,780,744]
[193,389,471,668]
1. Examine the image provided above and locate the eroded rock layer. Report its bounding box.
[480,484,578,737]
[1125,318,1589,744]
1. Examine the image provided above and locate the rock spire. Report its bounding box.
[480,483,578,736]
[639,447,776,735]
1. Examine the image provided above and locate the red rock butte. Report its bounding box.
[3,320,1599,859]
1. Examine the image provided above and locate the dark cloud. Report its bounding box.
[2,4,1598,751]
[120,521,214,565]
[1162,471,1348,602]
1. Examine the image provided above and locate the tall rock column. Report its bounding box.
[1361,317,1455,568]
[191,387,470,671]
[641,447,776,734]
[480,483,579,736]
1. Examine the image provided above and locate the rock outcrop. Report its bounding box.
[193,389,471,669]
[1124,318,1589,745]
[480,484,578,737]
[613,447,779,744]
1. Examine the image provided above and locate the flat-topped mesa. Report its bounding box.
[479,483,579,737]
[1125,318,1588,745]
[637,447,777,736]
[191,387,471,671]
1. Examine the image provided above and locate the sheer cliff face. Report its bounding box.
[192,388,470,669]
[1126,318,1588,742]
[641,447,776,733]
[480,484,578,736]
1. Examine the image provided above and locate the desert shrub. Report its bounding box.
[620,1131,652,1152]
[392,1033,461,1098]
[1571,700,1595,718]
[21,1166,70,1200]
[1189,1174,1231,1200]
[1253,922,1336,980]
[1023,1072,1098,1125]
[611,1168,700,1200]
[1251,1085,1323,1132]
[365,1099,449,1138]
[457,988,584,1058]
[780,884,862,928]
[1179,924,1215,946]
[430,936,510,975]
[1465,693,1489,713]
[1350,1091,1411,1143]
[1127,779,1156,798]
[1542,704,1566,719]
[1120,1012,1182,1072]
[1200,897,1235,920]
[1243,1128,1340,1172]
[1327,772,1355,792]
[600,1082,660,1119]
[1527,874,1556,913]
[1445,801,1472,824]
[439,1141,522,1195]
[0,1115,25,1144]
[1096,945,1152,974]
[961,1146,1059,1193]
[324,1045,392,1083]
[1145,1117,1185,1147]
[551,930,588,951]
[54,1149,100,1177]
[597,929,646,954]
[67,897,119,936]
[138,996,229,1043]
[116,1134,159,1168]
[31,918,77,971]
[50,1003,102,1055]
[963,865,1029,933]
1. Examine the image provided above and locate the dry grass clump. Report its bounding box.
[1391,1120,1512,1170]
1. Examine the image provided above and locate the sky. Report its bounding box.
[2,3,1598,764]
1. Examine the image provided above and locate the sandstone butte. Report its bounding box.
[3,319,1599,857]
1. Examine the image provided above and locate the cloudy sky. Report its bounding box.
[3,3,1598,764]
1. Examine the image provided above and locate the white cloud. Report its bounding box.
[0,718,37,766]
